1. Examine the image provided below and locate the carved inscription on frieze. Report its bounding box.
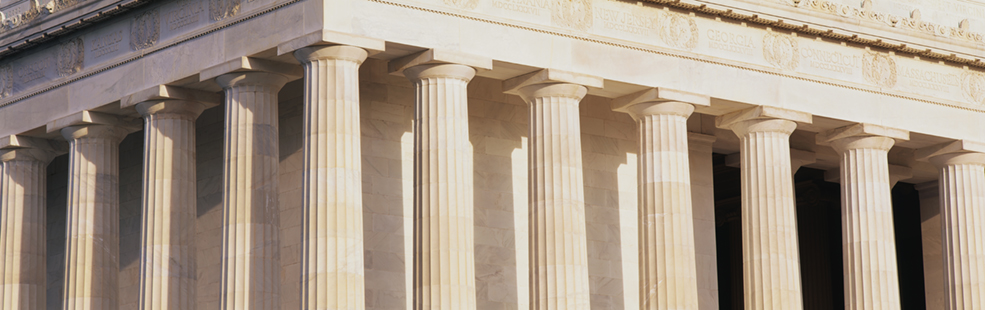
[57,37,84,77]
[90,30,123,59]
[167,0,204,30]
[763,32,799,70]
[706,29,756,55]
[17,59,48,83]
[658,12,698,50]
[0,65,12,99]
[210,0,241,21]
[862,52,897,88]
[899,66,960,93]
[551,0,592,31]
[443,0,478,10]
[492,0,547,15]
[800,47,860,75]
[131,9,160,50]
[595,7,657,36]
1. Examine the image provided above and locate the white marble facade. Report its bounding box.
[1,0,985,309]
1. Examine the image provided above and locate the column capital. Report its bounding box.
[121,85,221,111]
[402,63,476,82]
[611,88,709,119]
[817,123,909,152]
[916,140,985,166]
[0,135,67,163]
[293,45,370,65]
[388,49,492,75]
[503,68,602,95]
[46,110,139,139]
[277,29,385,56]
[200,56,301,86]
[716,106,812,136]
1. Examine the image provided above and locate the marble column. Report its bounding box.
[60,123,130,310]
[133,98,209,309]
[213,69,291,310]
[821,124,908,310]
[293,45,369,309]
[918,141,985,310]
[404,63,478,310]
[517,82,591,310]
[688,133,719,310]
[716,106,811,310]
[0,137,62,310]
[613,89,707,309]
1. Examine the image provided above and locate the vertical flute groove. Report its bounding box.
[404,63,477,310]
[518,83,590,310]
[216,72,289,310]
[136,101,206,310]
[931,152,985,310]
[630,102,700,310]
[0,147,54,310]
[295,46,369,310]
[62,124,128,310]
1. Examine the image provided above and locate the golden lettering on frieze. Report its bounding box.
[0,64,12,99]
[443,0,478,10]
[210,0,241,21]
[658,12,698,50]
[551,0,592,31]
[57,37,84,77]
[961,71,985,105]
[763,32,798,70]
[862,52,897,88]
[167,0,204,31]
[131,9,160,50]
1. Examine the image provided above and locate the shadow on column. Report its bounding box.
[891,183,926,310]
[118,131,145,308]
[46,154,68,310]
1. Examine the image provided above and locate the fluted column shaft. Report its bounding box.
[728,119,804,310]
[136,101,207,310]
[217,72,290,310]
[627,102,699,309]
[294,45,369,310]
[930,152,985,310]
[62,125,129,310]
[519,83,590,310]
[405,63,477,310]
[831,136,902,310]
[0,148,55,310]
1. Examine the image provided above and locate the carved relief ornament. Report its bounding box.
[57,37,84,77]
[551,0,592,31]
[210,0,241,21]
[0,64,12,99]
[131,9,160,50]
[862,52,897,88]
[962,71,985,105]
[793,0,985,44]
[443,0,478,10]
[658,12,698,50]
[763,32,799,70]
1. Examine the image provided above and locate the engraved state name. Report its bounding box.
[167,0,204,31]
[90,30,124,58]
[800,47,861,75]
[596,7,656,35]
[17,59,48,83]
[706,29,755,55]
[899,67,960,92]
[493,0,546,15]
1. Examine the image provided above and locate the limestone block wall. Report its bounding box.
[40,58,643,309]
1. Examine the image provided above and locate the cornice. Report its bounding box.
[647,0,985,68]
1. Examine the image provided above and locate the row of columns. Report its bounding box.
[1,36,985,310]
